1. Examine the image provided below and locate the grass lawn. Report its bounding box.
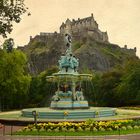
[14,129,140,136]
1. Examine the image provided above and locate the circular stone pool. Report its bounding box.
[21,107,116,119]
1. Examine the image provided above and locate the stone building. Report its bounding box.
[60,13,109,42]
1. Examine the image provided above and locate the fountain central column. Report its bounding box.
[72,80,76,101]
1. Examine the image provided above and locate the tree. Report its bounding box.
[98,70,123,107]
[96,58,140,107]
[28,66,59,107]
[0,49,31,110]
[0,0,29,38]
[116,59,140,106]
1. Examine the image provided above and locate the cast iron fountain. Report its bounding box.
[22,34,116,119]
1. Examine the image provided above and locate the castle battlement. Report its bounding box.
[60,13,109,42]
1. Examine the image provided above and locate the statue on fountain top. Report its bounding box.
[65,33,72,56]
[58,34,79,73]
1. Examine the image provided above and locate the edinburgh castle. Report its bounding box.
[33,14,109,43]
[60,13,108,42]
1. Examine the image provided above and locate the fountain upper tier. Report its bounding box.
[46,73,93,82]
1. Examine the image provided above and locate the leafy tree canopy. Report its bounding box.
[0,49,31,110]
[0,0,29,38]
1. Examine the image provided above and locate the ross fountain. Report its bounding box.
[47,33,92,109]
[22,34,116,119]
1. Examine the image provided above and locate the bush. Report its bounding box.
[32,128,38,132]
[68,128,75,132]
[121,126,127,130]
[85,127,90,131]
[18,129,23,132]
[127,125,133,130]
[92,127,98,132]
[77,127,83,132]
[61,128,67,132]
[54,128,59,132]
[107,128,113,131]
[25,128,31,132]
[99,127,105,131]
[47,129,52,132]
[39,128,45,132]
[134,126,139,130]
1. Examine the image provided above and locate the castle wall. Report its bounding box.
[71,25,79,34]
[102,32,108,42]
[90,19,98,29]
[60,27,65,34]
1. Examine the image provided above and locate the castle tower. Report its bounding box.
[60,22,65,34]
[65,18,72,34]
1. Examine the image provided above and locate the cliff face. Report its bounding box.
[21,34,137,75]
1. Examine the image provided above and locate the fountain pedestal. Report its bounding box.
[51,101,89,109]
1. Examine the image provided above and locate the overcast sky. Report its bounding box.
[1,0,140,57]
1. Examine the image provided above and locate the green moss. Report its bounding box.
[72,42,82,51]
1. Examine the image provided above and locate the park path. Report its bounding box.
[1,135,140,140]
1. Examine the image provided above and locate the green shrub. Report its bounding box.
[92,127,98,132]
[32,128,38,132]
[121,126,127,130]
[85,127,90,131]
[107,128,113,131]
[77,127,83,132]
[68,128,75,132]
[134,126,139,130]
[18,129,23,132]
[47,129,52,132]
[25,128,31,132]
[61,128,67,132]
[127,125,133,130]
[39,128,45,132]
[99,127,105,131]
[54,128,59,132]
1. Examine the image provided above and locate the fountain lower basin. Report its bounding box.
[21,107,116,119]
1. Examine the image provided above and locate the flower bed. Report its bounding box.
[19,119,140,133]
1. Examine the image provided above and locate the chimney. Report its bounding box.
[124,45,127,49]
[91,13,93,17]
[30,36,32,41]
[134,47,137,52]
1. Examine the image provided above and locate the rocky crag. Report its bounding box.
[19,14,137,75]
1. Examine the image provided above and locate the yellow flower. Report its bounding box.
[64,111,69,116]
